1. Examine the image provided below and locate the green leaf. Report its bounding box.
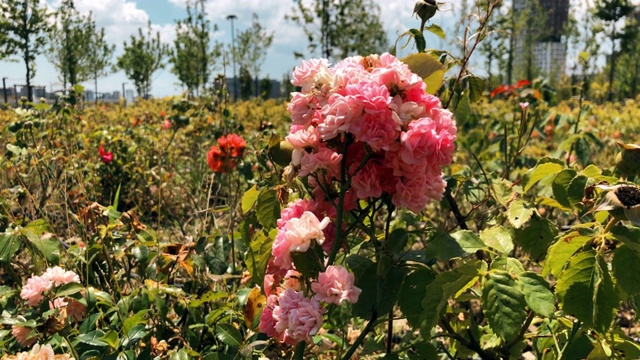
[466,75,486,103]
[256,189,280,230]
[241,185,260,214]
[348,255,408,318]
[556,251,619,333]
[424,69,445,95]
[453,94,471,124]
[384,228,408,253]
[508,199,534,229]
[216,323,242,347]
[0,234,21,264]
[518,272,555,317]
[480,226,514,255]
[451,230,487,253]
[124,324,146,347]
[75,330,108,347]
[524,161,564,192]
[399,268,436,328]
[408,29,426,53]
[483,271,528,341]
[55,282,84,298]
[401,53,443,79]
[543,231,592,277]
[291,243,325,280]
[23,230,61,264]
[552,169,577,209]
[612,245,640,298]
[425,24,445,40]
[514,216,557,261]
[421,261,484,333]
[566,175,588,207]
[101,330,119,349]
[610,226,640,254]
[123,310,149,334]
[245,230,274,286]
[424,231,465,261]
[490,256,525,274]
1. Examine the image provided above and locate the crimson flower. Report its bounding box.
[99,145,113,164]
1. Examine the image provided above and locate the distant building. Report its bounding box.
[513,0,570,83]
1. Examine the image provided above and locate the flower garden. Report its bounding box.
[2,8,640,360]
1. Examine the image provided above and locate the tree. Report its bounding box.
[117,22,169,98]
[47,0,92,90]
[286,0,388,60]
[614,9,640,98]
[85,24,115,101]
[594,0,634,101]
[170,0,222,96]
[231,13,274,97]
[0,0,52,102]
[238,66,253,100]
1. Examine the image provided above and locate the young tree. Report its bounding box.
[170,0,222,96]
[85,25,115,101]
[286,0,388,60]
[117,22,169,99]
[594,0,634,101]
[0,0,52,102]
[47,0,92,90]
[230,14,274,97]
[238,66,253,100]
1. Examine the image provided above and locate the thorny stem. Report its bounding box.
[444,0,500,110]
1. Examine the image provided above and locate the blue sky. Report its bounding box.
[0,0,631,98]
[0,0,463,97]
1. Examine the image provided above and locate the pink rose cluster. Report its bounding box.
[10,343,72,360]
[285,53,456,212]
[259,199,361,344]
[20,266,80,307]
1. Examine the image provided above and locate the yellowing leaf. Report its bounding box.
[243,286,266,328]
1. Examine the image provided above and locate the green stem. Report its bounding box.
[294,341,306,360]
[63,334,80,360]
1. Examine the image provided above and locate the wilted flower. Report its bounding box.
[11,325,37,348]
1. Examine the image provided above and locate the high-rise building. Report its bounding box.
[513,0,570,82]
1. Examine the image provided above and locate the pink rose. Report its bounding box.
[20,275,52,306]
[312,265,362,305]
[285,297,324,342]
[42,266,80,287]
[351,161,383,199]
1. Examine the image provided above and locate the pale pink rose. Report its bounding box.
[291,58,331,92]
[299,147,343,179]
[263,274,278,297]
[389,97,426,124]
[11,325,37,348]
[400,118,439,165]
[286,124,321,149]
[520,102,529,111]
[49,297,68,310]
[42,266,80,287]
[272,231,294,270]
[318,93,363,140]
[282,211,331,253]
[351,161,383,199]
[287,92,319,127]
[285,297,324,342]
[352,110,399,151]
[272,289,306,334]
[20,275,52,306]
[259,295,280,338]
[392,175,431,213]
[277,199,311,230]
[312,265,362,305]
[16,343,60,360]
[162,119,172,130]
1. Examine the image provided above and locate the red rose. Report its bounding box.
[99,145,113,164]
